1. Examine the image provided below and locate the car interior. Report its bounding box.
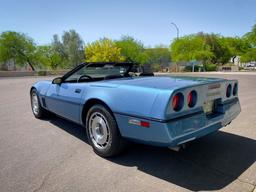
[61,62,154,83]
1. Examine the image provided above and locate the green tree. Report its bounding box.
[115,36,145,64]
[241,48,256,62]
[213,36,250,64]
[214,37,231,64]
[170,34,214,66]
[85,38,125,62]
[36,45,62,70]
[197,33,232,64]
[0,31,37,70]
[170,33,249,66]
[222,37,249,56]
[52,30,84,68]
[244,24,256,47]
[52,34,66,59]
[241,24,256,62]
[62,30,84,66]
[198,31,253,65]
[144,46,171,71]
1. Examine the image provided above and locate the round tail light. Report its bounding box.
[233,83,238,96]
[226,84,232,98]
[172,92,184,111]
[187,90,197,108]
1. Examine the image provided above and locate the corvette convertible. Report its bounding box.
[30,62,241,157]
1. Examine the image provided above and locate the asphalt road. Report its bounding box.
[0,73,256,192]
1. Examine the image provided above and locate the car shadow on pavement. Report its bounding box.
[49,117,89,144]
[49,117,256,191]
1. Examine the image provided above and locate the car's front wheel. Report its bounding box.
[86,104,126,157]
[30,89,50,119]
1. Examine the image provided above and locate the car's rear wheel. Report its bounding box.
[30,89,50,119]
[86,104,126,157]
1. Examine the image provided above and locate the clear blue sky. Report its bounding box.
[0,0,255,47]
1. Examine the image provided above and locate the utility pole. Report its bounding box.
[171,22,180,72]
[171,22,179,39]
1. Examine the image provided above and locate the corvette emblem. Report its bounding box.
[208,83,221,89]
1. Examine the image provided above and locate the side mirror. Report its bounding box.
[52,77,62,84]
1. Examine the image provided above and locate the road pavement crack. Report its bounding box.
[32,148,78,192]
[237,178,256,188]
[251,185,256,192]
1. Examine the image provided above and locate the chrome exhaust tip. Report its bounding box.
[169,144,186,152]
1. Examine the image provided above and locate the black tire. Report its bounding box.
[30,89,50,119]
[86,104,126,157]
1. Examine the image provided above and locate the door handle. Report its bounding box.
[75,89,81,93]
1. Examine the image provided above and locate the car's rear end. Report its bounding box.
[115,76,241,147]
[162,78,240,147]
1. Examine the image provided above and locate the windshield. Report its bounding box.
[65,64,131,82]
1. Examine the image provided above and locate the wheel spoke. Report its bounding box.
[88,112,111,150]
[31,93,39,115]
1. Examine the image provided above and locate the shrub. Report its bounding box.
[37,71,47,76]
[183,65,201,72]
[205,63,217,71]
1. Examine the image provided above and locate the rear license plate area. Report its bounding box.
[203,100,214,115]
[203,98,221,117]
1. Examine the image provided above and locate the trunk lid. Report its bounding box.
[107,76,225,90]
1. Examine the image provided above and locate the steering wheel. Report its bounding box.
[77,75,92,82]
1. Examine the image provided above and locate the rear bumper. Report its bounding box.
[114,98,241,147]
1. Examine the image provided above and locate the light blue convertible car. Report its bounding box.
[30,62,241,157]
